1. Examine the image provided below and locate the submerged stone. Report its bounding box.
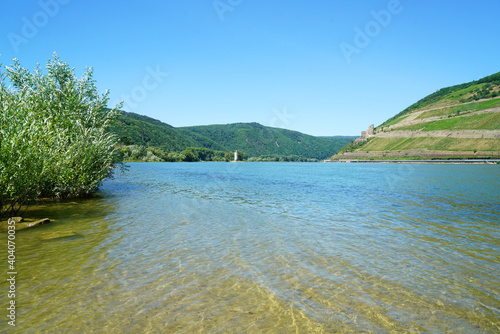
[17,218,51,230]
[0,217,51,231]
[40,231,76,240]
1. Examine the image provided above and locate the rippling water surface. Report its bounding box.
[3,162,500,333]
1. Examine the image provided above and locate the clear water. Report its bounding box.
[2,162,500,333]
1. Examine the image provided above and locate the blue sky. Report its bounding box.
[1,0,499,136]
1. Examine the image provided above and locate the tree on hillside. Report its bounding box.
[181,149,198,162]
[236,150,247,161]
[0,54,123,217]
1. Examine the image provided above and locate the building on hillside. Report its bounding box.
[353,124,375,144]
[367,124,374,136]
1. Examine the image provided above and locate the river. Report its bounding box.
[3,162,500,333]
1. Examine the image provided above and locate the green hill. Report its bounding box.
[111,111,203,151]
[332,71,500,160]
[112,112,354,160]
[181,123,352,159]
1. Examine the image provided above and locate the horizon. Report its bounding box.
[1,1,499,136]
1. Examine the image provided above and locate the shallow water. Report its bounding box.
[2,162,500,333]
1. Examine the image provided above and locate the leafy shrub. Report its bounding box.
[181,149,198,162]
[0,55,122,217]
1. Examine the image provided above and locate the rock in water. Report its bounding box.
[40,231,76,240]
[0,217,51,231]
[25,218,50,227]
[14,218,51,230]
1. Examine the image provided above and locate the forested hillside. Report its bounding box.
[181,123,352,159]
[111,112,225,152]
[112,112,354,160]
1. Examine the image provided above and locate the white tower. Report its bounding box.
[234,150,238,162]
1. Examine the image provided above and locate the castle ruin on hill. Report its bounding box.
[353,124,375,144]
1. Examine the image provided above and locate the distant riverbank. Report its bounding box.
[325,159,500,164]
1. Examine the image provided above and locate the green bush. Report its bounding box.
[181,149,198,162]
[0,55,123,217]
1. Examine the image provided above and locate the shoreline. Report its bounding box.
[324,159,500,164]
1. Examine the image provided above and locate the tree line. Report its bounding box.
[119,145,319,163]
[119,145,247,162]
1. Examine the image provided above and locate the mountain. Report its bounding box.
[180,123,353,159]
[112,112,355,160]
[331,71,500,160]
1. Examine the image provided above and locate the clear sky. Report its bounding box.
[1,0,499,136]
